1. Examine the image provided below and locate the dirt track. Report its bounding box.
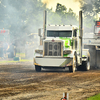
[0,63,100,100]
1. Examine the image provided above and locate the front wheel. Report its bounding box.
[69,55,76,73]
[35,65,41,72]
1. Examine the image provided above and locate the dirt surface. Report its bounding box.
[0,63,100,100]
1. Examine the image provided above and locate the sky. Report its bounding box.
[42,0,81,15]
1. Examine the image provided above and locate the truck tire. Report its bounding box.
[77,66,81,71]
[77,53,90,71]
[82,57,90,71]
[77,61,90,71]
[69,55,76,73]
[35,65,41,72]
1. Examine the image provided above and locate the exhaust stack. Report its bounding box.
[79,11,83,63]
[43,10,47,39]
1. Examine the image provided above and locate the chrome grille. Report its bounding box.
[44,42,62,56]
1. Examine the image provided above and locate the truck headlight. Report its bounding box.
[63,50,72,54]
[35,50,43,54]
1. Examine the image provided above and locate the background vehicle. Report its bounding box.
[83,21,100,68]
[34,11,90,72]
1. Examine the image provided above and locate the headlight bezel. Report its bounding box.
[35,50,43,54]
[63,50,72,54]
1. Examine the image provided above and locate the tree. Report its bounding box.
[79,0,100,17]
[55,3,78,25]
[0,0,47,43]
[56,3,67,14]
[47,8,62,25]
[79,0,100,32]
[0,1,78,45]
[66,8,78,25]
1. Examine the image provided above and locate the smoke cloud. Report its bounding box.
[0,0,44,61]
[42,0,54,4]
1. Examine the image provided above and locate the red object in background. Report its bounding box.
[0,30,6,34]
[96,21,100,26]
[61,97,67,100]
[1,30,3,33]
[3,30,5,33]
[97,22,100,26]
[52,39,55,42]
[96,26,100,27]
[99,30,100,33]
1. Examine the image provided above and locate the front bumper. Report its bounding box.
[34,57,73,67]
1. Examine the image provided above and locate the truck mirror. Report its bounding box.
[38,28,41,36]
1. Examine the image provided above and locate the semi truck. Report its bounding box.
[83,21,100,68]
[34,11,90,72]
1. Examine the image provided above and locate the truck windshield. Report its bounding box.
[47,31,72,37]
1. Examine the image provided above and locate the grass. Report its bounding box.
[87,94,100,100]
[0,52,33,64]
[0,59,33,64]
[16,53,25,57]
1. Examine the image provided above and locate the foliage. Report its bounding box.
[0,0,46,40]
[55,3,78,25]
[80,0,100,17]
[0,0,78,44]
[79,0,100,32]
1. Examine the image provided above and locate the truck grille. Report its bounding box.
[44,42,62,56]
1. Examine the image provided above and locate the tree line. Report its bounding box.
[0,0,99,43]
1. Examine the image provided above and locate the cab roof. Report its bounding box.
[46,25,78,31]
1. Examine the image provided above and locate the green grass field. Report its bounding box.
[0,59,32,64]
[16,53,25,57]
[87,94,100,100]
[0,52,33,64]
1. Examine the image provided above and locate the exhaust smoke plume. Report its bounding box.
[0,0,45,63]
[0,0,97,66]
